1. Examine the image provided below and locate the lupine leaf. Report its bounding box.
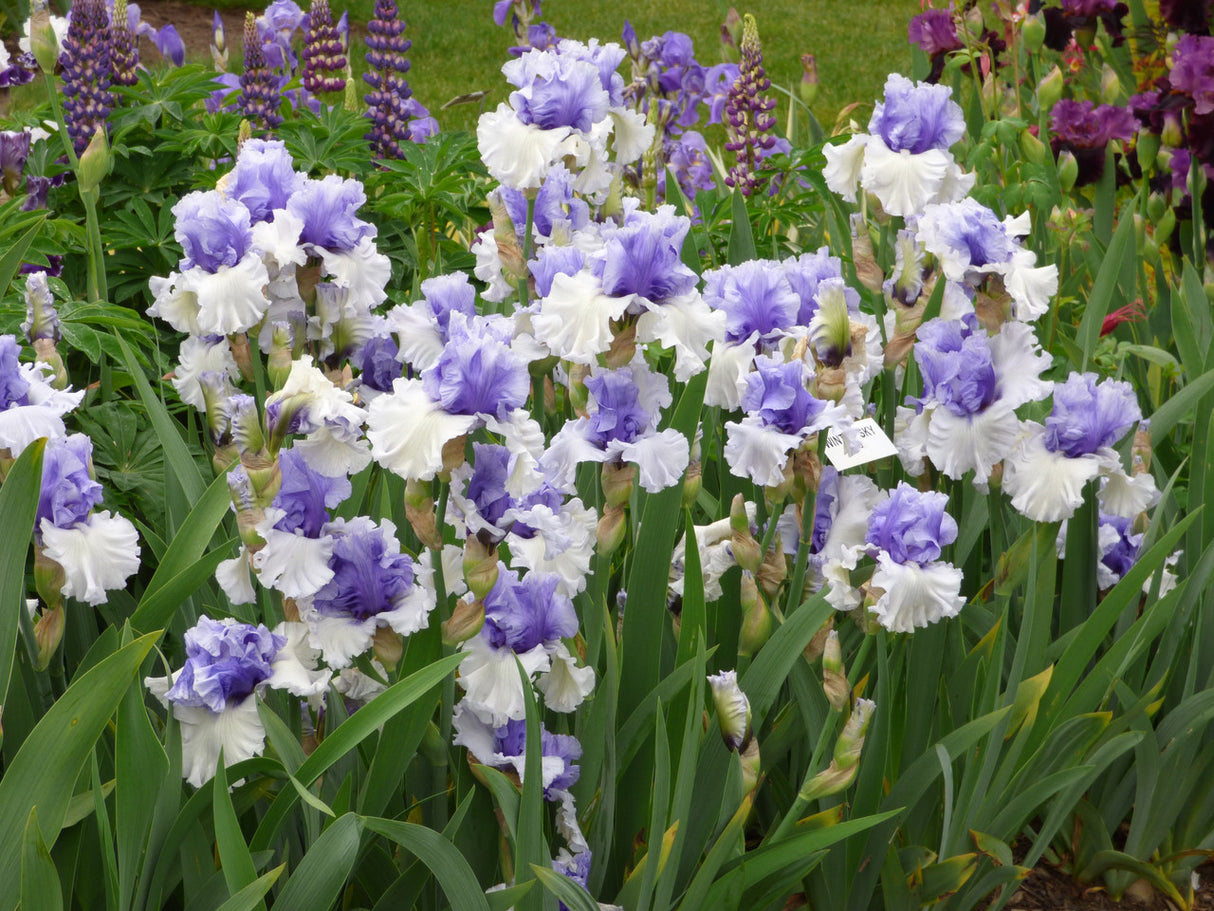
[129,467,233,631]
[114,334,207,504]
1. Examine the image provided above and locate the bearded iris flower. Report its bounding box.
[146,617,329,787]
[1003,373,1159,522]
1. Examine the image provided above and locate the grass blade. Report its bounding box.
[0,632,159,905]
[0,439,45,740]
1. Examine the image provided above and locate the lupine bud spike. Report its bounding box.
[238,11,284,131]
[60,0,115,154]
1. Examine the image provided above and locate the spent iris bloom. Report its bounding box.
[823,73,974,217]
[916,198,1059,321]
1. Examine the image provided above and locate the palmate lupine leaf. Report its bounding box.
[0,632,159,908]
[113,334,207,505]
[128,467,234,632]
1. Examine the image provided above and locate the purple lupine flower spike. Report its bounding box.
[724,14,777,197]
[302,0,346,94]
[109,0,139,87]
[60,0,115,154]
[363,0,417,158]
[238,11,284,130]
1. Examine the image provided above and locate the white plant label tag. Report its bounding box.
[824,418,898,470]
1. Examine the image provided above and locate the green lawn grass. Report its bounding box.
[2,0,922,142]
[380,0,922,135]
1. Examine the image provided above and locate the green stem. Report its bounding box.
[766,591,874,841]
[81,189,107,303]
[43,72,107,302]
[430,479,453,831]
[783,433,830,615]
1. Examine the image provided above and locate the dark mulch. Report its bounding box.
[135,1,254,62]
[982,861,1214,911]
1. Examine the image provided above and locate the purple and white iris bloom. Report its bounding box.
[449,443,597,597]
[172,336,241,411]
[148,191,272,337]
[771,467,884,608]
[477,41,654,199]
[533,206,724,376]
[287,175,391,309]
[704,259,800,351]
[457,566,591,725]
[296,517,435,668]
[822,74,974,217]
[0,335,84,457]
[264,356,370,475]
[368,312,542,483]
[36,434,142,606]
[145,616,330,787]
[895,316,1052,486]
[723,354,849,487]
[915,199,1059,321]
[862,483,964,632]
[599,207,725,380]
[388,272,479,372]
[220,138,306,223]
[252,448,351,599]
[1003,373,1159,522]
[542,357,690,494]
[452,702,583,797]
